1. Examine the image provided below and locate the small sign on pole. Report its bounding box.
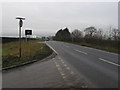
[25,30,32,42]
[25,30,32,35]
[19,19,23,27]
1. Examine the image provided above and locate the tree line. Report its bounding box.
[54,26,120,41]
[53,26,119,53]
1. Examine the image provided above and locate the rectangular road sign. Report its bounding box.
[25,30,32,35]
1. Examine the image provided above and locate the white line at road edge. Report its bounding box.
[75,49,87,55]
[45,41,58,54]
[98,58,120,67]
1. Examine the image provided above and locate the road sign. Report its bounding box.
[25,30,32,35]
[19,20,23,27]
[16,16,25,58]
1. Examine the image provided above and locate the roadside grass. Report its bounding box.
[2,40,53,68]
[65,41,119,54]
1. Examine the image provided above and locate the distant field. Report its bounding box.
[2,37,36,43]
[2,40,53,68]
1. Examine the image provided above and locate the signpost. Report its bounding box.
[16,17,25,58]
[25,30,32,57]
[25,30,32,42]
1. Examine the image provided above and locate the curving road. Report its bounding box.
[46,41,119,88]
[3,41,119,88]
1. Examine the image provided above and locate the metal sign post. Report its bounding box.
[25,30,32,59]
[26,35,27,42]
[16,17,25,58]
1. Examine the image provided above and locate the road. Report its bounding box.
[46,41,119,88]
[2,56,67,88]
[2,41,119,88]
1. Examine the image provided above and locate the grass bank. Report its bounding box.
[65,41,119,54]
[2,40,53,68]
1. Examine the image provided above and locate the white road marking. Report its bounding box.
[45,42,58,54]
[98,58,120,67]
[75,49,87,55]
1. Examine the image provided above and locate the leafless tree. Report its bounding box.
[71,29,83,38]
[111,28,119,40]
[71,29,83,42]
[84,26,97,38]
[94,28,103,39]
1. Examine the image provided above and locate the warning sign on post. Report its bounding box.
[25,30,32,35]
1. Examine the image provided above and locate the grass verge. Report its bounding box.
[2,40,53,68]
[65,41,119,54]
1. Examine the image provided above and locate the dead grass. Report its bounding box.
[2,40,53,68]
[66,41,119,54]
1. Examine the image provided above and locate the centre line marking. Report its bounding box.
[75,49,87,55]
[98,58,120,67]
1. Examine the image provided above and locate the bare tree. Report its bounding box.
[111,28,119,40]
[84,26,97,38]
[118,29,120,40]
[94,28,103,39]
[71,29,83,38]
[71,29,83,42]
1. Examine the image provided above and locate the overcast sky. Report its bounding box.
[2,2,118,37]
